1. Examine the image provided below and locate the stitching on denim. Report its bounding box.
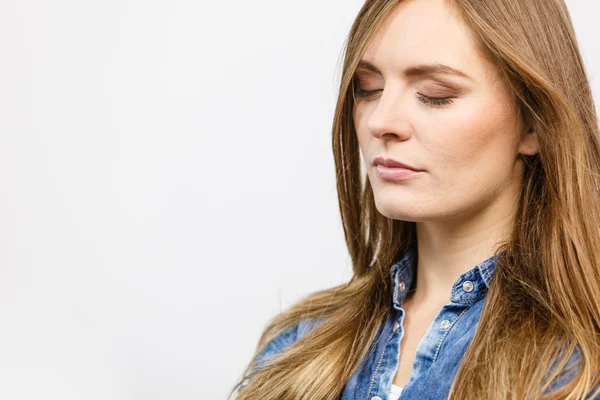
[454,291,486,305]
[432,307,469,362]
[391,265,401,307]
[365,322,397,400]
[483,260,492,286]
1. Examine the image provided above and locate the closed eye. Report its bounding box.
[354,88,382,98]
[353,88,454,106]
[417,94,453,106]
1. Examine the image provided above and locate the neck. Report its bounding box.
[411,196,516,306]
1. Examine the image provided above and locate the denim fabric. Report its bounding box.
[240,245,598,399]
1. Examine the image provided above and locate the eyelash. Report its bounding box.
[353,88,454,106]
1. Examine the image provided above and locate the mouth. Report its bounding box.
[372,156,423,171]
[372,156,425,181]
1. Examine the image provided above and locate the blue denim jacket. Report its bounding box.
[242,245,596,399]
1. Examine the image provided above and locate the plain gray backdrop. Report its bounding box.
[0,0,598,399]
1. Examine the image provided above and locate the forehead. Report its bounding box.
[361,0,495,81]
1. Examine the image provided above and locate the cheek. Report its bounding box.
[423,98,520,180]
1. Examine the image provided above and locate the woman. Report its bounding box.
[231,0,600,398]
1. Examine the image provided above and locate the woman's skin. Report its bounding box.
[352,0,540,388]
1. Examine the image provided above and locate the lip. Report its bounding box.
[372,156,423,171]
[372,156,425,182]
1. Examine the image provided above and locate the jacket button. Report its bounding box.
[463,280,474,292]
[399,281,406,292]
[371,397,383,400]
[393,321,400,332]
[440,320,451,329]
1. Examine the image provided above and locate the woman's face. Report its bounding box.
[353,0,538,222]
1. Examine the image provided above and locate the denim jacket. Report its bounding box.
[240,245,597,399]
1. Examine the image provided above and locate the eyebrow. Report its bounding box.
[356,60,474,81]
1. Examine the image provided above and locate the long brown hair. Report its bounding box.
[231,0,600,398]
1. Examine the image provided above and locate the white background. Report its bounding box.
[0,1,598,399]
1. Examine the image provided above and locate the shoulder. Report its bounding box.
[234,318,323,397]
[254,318,323,369]
[545,346,600,399]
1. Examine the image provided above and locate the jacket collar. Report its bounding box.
[390,245,504,310]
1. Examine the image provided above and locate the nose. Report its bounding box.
[366,86,413,141]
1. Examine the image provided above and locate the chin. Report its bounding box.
[377,209,422,222]
[373,194,425,222]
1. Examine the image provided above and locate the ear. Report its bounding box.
[518,127,539,156]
